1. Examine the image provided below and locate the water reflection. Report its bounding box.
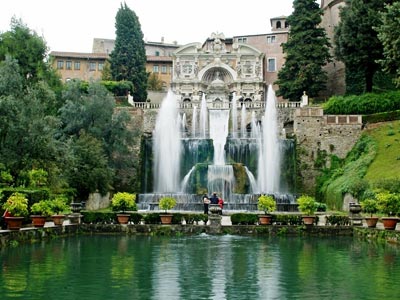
[0,235,399,299]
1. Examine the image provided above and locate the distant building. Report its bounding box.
[233,16,289,90]
[50,38,180,90]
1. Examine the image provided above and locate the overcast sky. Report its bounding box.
[1,0,299,53]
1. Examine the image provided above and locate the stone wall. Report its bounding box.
[294,107,363,193]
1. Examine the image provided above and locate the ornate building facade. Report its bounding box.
[171,32,265,107]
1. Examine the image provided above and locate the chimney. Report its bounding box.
[161,36,164,43]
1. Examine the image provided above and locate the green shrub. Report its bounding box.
[297,195,317,216]
[230,213,258,225]
[31,200,53,217]
[159,197,176,213]
[257,195,276,214]
[50,196,70,215]
[272,214,303,225]
[129,213,143,224]
[143,213,161,224]
[111,192,137,213]
[360,199,379,217]
[171,213,184,224]
[323,91,400,115]
[81,211,116,224]
[325,215,350,226]
[2,192,29,217]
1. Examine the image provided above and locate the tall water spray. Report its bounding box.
[192,106,197,137]
[199,93,208,138]
[153,90,182,193]
[257,85,281,193]
[231,92,238,138]
[241,103,247,138]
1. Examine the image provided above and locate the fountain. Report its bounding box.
[138,86,296,211]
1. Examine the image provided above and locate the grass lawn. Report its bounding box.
[364,120,400,182]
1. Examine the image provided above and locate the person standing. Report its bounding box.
[203,194,210,214]
[210,192,219,205]
[218,197,224,215]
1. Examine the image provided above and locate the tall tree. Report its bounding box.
[276,0,331,101]
[334,0,393,94]
[0,18,47,81]
[110,3,148,101]
[376,2,400,88]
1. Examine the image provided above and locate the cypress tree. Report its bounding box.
[276,0,331,101]
[110,3,148,101]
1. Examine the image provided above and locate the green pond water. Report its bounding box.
[0,234,399,299]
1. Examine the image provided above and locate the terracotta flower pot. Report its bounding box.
[364,217,378,228]
[258,215,272,225]
[52,215,65,226]
[302,216,316,226]
[5,216,24,230]
[116,213,130,224]
[381,217,399,230]
[160,214,173,224]
[31,215,47,228]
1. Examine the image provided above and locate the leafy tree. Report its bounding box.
[58,80,139,194]
[0,58,59,181]
[147,72,164,91]
[276,0,331,101]
[63,132,113,199]
[110,3,148,101]
[101,60,112,81]
[0,18,47,81]
[334,0,393,94]
[375,2,400,87]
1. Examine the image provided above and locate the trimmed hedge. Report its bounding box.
[81,211,116,224]
[325,215,350,226]
[231,213,258,225]
[323,90,400,115]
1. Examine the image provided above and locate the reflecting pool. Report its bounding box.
[1,235,399,299]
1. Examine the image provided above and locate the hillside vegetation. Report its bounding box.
[364,120,400,181]
[317,120,400,210]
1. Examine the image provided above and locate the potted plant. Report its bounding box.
[360,198,379,228]
[30,199,53,227]
[297,195,317,225]
[2,192,29,230]
[50,196,70,226]
[111,192,137,224]
[159,197,177,224]
[376,191,399,230]
[257,195,276,225]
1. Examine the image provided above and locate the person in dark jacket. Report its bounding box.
[210,192,219,205]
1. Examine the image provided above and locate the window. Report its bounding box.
[89,62,96,71]
[98,62,104,71]
[57,60,64,69]
[66,61,72,70]
[237,37,247,43]
[276,21,282,29]
[155,51,160,56]
[267,36,276,44]
[267,58,276,72]
[74,61,80,70]
[285,21,289,28]
[161,65,167,74]
[153,65,159,73]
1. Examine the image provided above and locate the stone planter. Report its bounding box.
[381,217,399,230]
